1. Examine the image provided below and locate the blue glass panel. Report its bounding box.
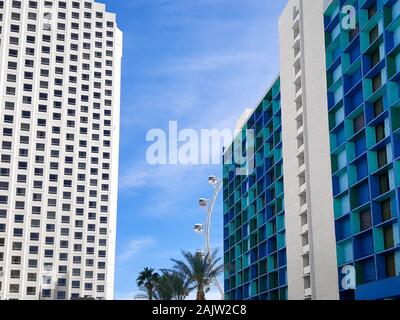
[356,158,368,181]
[355,135,366,156]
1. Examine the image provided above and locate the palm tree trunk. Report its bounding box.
[196,290,206,300]
[146,284,153,301]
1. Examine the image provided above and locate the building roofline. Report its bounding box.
[223,73,280,155]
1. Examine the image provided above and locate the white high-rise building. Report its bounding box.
[0,0,122,300]
[279,0,338,300]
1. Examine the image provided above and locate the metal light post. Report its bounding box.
[193,176,224,299]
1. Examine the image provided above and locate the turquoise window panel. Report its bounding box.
[332,5,340,19]
[394,23,400,46]
[335,194,350,217]
[373,228,385,253]
[243,253,250,268]
[387,143,393,163]
[338,148,347,170]
[381,68,388,85]
[275,148,282,161]
[277,232,285,250]
[339,172,349,192]
[332,23,341,41]
[379,43,385,58]
[396,53,400,74]
[394,1,400,18]
[343,241,353,263]
[282,269,287,285]
[379,18,384,32]
[335,106,345,125]
[385,117,391,137]
[276,181,283,196]
[337,240,354,265]
[333,64,343,83]
[388,169,395,190]
[276,214,285,232]
[394,223,399,247]
[334,85,344,104]
[235,258,242,272]
[396,251,400,275]
[341,194,350,215]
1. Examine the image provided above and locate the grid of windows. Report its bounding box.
[324,0,400,300]
[0,0,121,300]
[223,78,287,300]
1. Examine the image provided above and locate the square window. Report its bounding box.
[375,123,385,142]
[379,173,390,194]
[359,209,371,231]
[353,113,364,132]
[369,25,379,43]
[368,3,377,20]
[385,253,396,277]
[372,74,382,92]
[370,50,380,68]
[377,148,387,168]
[373,97,384,117]
[381,199,392,222]
[383,227,394,250]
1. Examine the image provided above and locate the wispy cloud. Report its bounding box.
[119,163,191,191]
[118,162,218,219]
[150,52,267,76]
[118,237,156,262]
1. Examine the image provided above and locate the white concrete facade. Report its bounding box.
[0,0,122,300]
[279,0,339,300]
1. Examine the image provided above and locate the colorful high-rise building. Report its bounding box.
[324,0,400,300]
[223,77,287,300]
[223,0,400,300]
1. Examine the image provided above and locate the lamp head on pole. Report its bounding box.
[194,224,204,234]
[208,175,218,187]
[199,198,208,208]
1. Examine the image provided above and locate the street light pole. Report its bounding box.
[194,176,224,300]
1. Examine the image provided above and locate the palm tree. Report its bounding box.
[154,271,190,300]
[136,267,159,300]
[135,270,189,300]
[171,249,224,300]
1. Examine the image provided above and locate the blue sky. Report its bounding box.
[100,0,287,299]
